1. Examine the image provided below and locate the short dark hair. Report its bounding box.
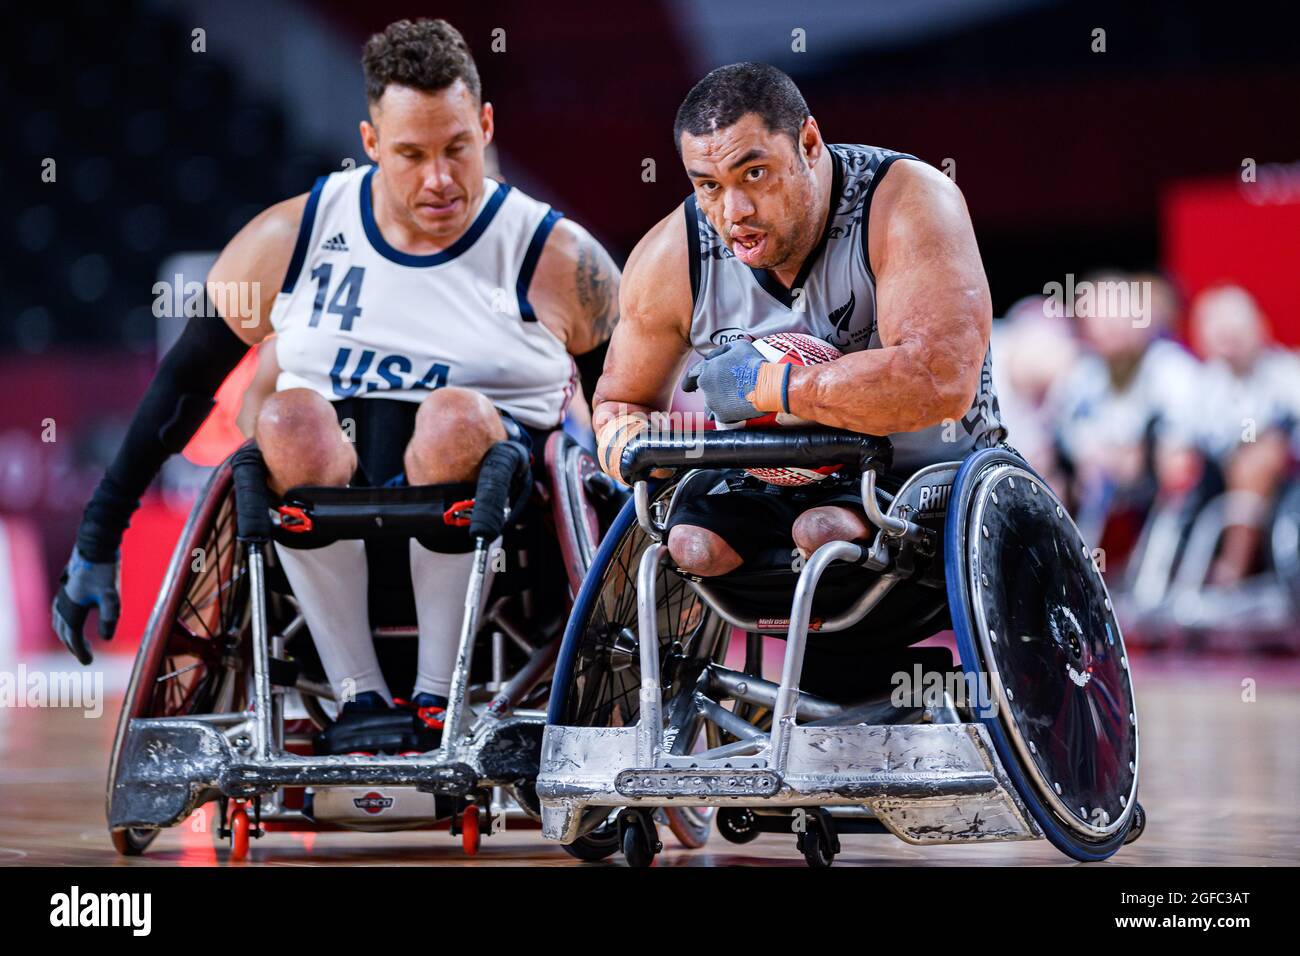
[362,18,481,104]
[673,62,809,152]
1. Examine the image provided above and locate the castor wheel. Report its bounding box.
[1123,801,1147,846]
[795,810,840,868]
[618,809,661,867]
[717,807,761,845]
[461,804,481,856]
[227,800,250,862]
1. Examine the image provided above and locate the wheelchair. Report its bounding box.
[536,429,1147,866]
[1122,466,1300,643]
[105,427,710,860]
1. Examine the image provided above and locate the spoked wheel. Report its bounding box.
[947,448,1141,861]
[549,486,730,853]
[107,457,251,856]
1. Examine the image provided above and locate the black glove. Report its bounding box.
[51,547,121,665]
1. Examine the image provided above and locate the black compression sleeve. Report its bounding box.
[78,311,251,561]
[573,341,609,409]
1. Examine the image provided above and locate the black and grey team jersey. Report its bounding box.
[685,142,1006,473]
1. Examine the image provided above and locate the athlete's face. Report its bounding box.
[680,113,824,273]
[361,80,493,242]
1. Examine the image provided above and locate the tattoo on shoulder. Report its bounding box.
[576,238,619,342]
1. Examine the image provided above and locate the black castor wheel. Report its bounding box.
[618,809,661,867]
[794,809,841,868]
[717,807,762,845]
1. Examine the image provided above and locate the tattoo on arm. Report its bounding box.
[576,238,620,344]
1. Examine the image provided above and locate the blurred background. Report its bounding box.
[3,0,1299,664]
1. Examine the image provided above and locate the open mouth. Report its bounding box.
[730,230,768,264]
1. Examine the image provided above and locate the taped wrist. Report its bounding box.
[752,362,790,415]
[597,415,648,483]
[573,341,608,409]
[78,311,250,561]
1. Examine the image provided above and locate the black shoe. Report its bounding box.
[314,692,427,755]
[395,693,447,753]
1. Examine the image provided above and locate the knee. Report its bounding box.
[405,387,507,484]
[792,506,869,558]
[667,525,743,577]
[255,389,353,492]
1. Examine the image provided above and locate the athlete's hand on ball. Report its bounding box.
[682,342,789,424]
[51,547,121,665]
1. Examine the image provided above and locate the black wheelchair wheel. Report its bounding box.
[107,456,250,856]
[547,482,730,850]
[562,810,621,862]
[946,448,1140,861]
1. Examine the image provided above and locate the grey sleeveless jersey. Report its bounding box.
[685,143,1006,473]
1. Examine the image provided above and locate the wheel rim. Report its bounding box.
[107,458,251,845]
[962,461,1138,840]
[150,490,246,719]
[561,516,725,728]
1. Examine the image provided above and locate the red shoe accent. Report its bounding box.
[416,706,446,731]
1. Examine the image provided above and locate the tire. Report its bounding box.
[107,456,251,855]
[946,448,1141,861]
[621,815,656,868]
[563,813,621,862]
[664,806,713,849]
[799,826,835,868]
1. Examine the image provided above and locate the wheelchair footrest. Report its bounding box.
[615,768,782,798]
[109,718,484,830]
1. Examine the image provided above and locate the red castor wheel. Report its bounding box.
[227,800,250,862]
[460,804,481,856]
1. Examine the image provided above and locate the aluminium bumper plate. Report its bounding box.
[537,721,1042,846]
[109,717,493,830]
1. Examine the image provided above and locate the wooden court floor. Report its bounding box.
[1,653,1296,867]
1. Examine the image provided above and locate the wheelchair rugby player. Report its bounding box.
[49,19,623,856]
[538,63,1145,866]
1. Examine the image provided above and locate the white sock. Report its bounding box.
[274,539,391,705]
[409,539,499,700]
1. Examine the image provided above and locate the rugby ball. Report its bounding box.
[724,332,844,487]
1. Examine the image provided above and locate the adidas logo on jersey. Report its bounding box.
[321,232,349,252]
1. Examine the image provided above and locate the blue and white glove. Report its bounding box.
[681,342,789,424]
[51,547,121,665]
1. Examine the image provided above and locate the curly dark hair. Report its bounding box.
[362,18,481,104]
[673,62,808,153]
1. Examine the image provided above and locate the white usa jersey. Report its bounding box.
[269,164,574,429]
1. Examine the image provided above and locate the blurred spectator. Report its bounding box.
[1047,271,1201,543]
[990,295,1078,491]
[1187,284,1300,586]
